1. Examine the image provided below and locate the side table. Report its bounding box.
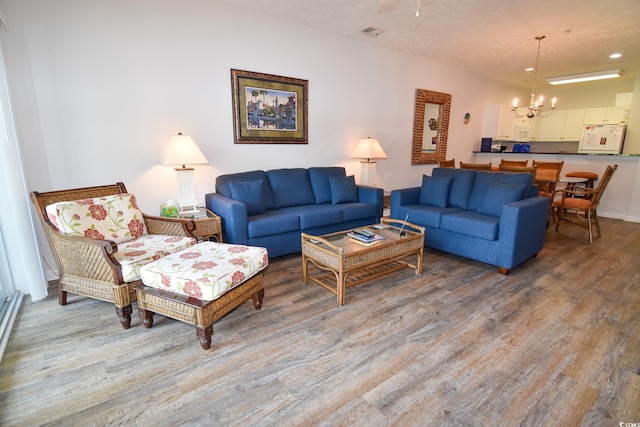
[179,207,223,242]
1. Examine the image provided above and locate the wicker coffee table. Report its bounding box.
[301,217,425,306]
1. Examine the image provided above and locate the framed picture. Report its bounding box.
[231,69,308,144]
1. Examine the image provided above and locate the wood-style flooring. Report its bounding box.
[1,218,639,426]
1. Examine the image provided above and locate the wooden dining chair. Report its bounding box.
[551,164,617,243]
[437,158,455,168]
[500,159,528,167]
[498,164,537,177]
[460,162,492,170]
[533,160,564,197]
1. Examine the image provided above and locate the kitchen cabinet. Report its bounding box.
[583,107,628,124]
[533,109,584,141]
[483,104,516,140]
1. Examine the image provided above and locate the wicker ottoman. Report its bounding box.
[135,241,268,350]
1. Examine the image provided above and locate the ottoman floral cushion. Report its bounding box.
[115,234,197,282]
[139,242,269,301]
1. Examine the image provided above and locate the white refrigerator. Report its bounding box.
[578,124,626,154]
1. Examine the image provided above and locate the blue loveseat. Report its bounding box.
[205,167,384,257]
[390,168,550,274]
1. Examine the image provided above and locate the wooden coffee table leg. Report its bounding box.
[137,305,154,328]
[337,271,345,306]
[196,324,213,350]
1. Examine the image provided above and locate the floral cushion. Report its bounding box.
[46,193,147,244]
[115,234,197,282]
[139,242,269,301]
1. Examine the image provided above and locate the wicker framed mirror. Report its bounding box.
[411,89,451,165]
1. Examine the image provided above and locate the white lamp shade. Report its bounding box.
[161,133,208,167]
[350,137,388,161]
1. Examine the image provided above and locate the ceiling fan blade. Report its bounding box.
[377,0,402,13]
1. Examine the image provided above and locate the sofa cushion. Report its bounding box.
[469,171,533,202]
[246,211,300,239]
[46,193,147,244]
[329,175,358,204]
[468,171,532,214]
[267,168,316,208]
[340,202,378,222]
[474,183,527,217]
[432,168,476,209]
[419,175,452,208]
[216,170,276,211]
[440,211,500,241]
[229,179,267,215]
[395,204,462,229]
[280,204,343,230]
[308,167,347,204]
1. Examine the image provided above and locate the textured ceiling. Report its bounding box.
[219,0,640,90]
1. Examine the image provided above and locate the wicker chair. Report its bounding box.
[551,165,617,243]
[500,159,528,167]
[533,160,564,197]
[498,164,537,177]
[31,182,197,329]
[460,162,492,170]
[437,158,455,168]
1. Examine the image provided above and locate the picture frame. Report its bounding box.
[231,69,308,144]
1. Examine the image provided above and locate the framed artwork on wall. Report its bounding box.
[231,69,308,144]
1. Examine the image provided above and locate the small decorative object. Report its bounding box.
[464,112,471,124]
[428,118,438,130]
[231,69,308,144]
[161,200,179,218]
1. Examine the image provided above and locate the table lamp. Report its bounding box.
[350,137,387,187]
[161,132,208,214]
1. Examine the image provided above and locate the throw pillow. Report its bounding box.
[46,193,147,243]
[329,175,358,204]
[475,183,527,217]
[229,180,267,215]
[419,175,452,208]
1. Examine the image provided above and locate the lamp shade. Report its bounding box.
[161,133,208,167]
[350,137,388,161]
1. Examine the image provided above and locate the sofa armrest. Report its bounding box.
[356,186,384,218]
[498,196,550,261]
[390,187,421,215]
[205,192,249,244]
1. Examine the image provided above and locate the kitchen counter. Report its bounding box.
[473,151,640,157]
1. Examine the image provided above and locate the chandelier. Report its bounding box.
[512,35,557,119]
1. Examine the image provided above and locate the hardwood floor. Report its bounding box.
[1,218,639,426]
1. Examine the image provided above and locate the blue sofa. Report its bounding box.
[205,167,384,257]
[390,168,550,274]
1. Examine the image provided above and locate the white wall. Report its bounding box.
[0,0,518,209]
[0,0,638,287]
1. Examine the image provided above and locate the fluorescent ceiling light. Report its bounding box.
[546,69,624,85]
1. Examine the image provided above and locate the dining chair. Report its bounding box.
[500,159,528,167]
[437,158,455,168]
[551,164,617,243]
[460,162,492,170]
[532,160,564,197]
[498,164,537,177]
